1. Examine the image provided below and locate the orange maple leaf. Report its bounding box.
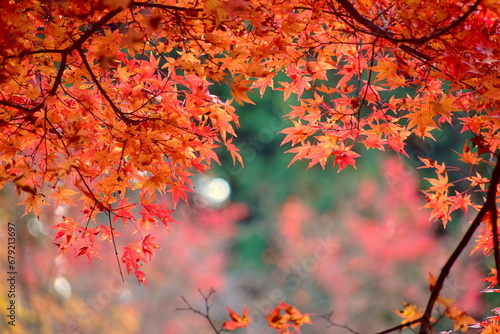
[230,77,255,105]
[425,172,451,193]
[266,302,312,333]
[222,306,251,330]
[446,306,476,332]
[394,302,423,328]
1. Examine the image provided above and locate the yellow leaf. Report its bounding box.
[394,302,423,328]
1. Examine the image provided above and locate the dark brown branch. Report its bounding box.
[76,47,137,125]
[131,1,202,12]
[72,166,113,212]
[69,8,123,52]
[488,156,500,292]
[321,311,360,334]
[176,288,222,334]
[334,0,481,45]
[334,0,396,40]
[47,52,68,96]
[0,100,36,112]
[418,155,500,334]
[374,319,423,334]
[107,211,125,283]
[5,49,63,60]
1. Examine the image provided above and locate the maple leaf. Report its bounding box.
[76,243,100,264]
[446,306,476,332]
[52,217,81,253]
[476,321,500,334]
[20,193,49,217]
[137,217,158,232]
[468,172,490,190]
[483,0,500,15]
[134,270,148,286]
[333,148,361,172]
[418,157,446,174]
[141,234,159,261]
[140,202,176,227]
[112,198,135,223]
[266,305,291,330]
[448,191,473,215]
[471,223,494,256]
[222,306,251,330]
[50,184,79,208]
[98,223,123,242]
[265,302,312,333]
[170,182,191,207]
[122,240,144,274]
[230,77,255,105]
[371,59,405,87]
[457,140,483,165]
[283,302,312,328]
[425,172,452,193]
[405,109,438,138]
[481,267,499,291]
[224,137,244,167]
[394,302,423,328]
[429,95,458,125]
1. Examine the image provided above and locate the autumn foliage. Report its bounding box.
[2,0,500,332]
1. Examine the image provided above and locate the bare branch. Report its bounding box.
[176,288,224,334]
[108,211,125,283]
[321,311,361,334]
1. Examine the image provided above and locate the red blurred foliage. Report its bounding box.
[272,156,484,332]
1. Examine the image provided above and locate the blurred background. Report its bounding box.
[0,85,490,334]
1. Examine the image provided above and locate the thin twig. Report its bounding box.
[321,311,360,334]
[176,288,223,333]
[108,211,125,283]
[374,319,423,334]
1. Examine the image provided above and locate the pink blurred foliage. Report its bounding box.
[273,155,485,332]
[0,181,249,333]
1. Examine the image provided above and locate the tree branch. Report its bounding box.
[131,1,202,12]
[70,8,123,52]
[107,211,125,283]
[488,155,500,292]
[334,0,481,45]
[320,311,361,334]
[176,288,223,334]
[374,319,423,334]
[76,47,137,125]
[418,155,500,334]
[0,100,36,112]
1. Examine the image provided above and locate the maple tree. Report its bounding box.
[2,0,500,332]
